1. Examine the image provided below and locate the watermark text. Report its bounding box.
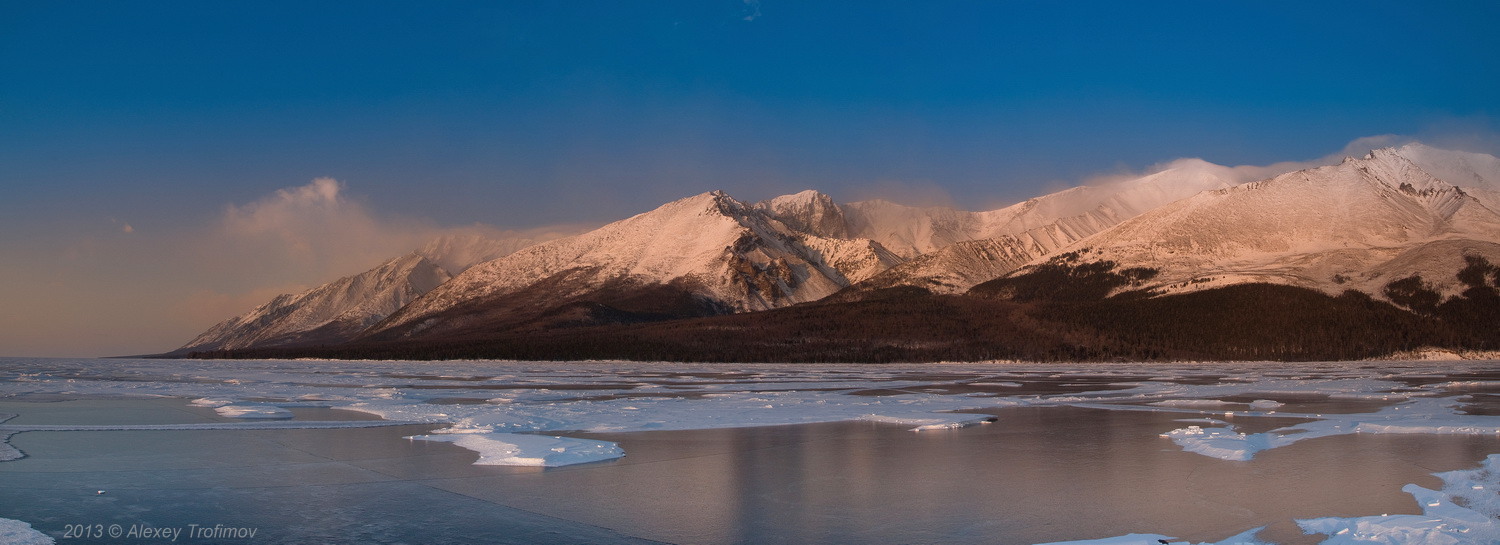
[62,523,259,541]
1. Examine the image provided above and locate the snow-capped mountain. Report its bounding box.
[846,161,1238,294]
[754,190,851,239]
[363,190,902,340]
[1046,148,1500,299]
[840,160,1237,262]
[178,252,452,352]
[172,142,1500,360]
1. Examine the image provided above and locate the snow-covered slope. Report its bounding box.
[176,232,551,353]
[842,161,1236,261]
[1052,148,1500,298]
[366,191,902,339]
[846,162,1238,294]
[179,252,452,352]
[416,232,550,276]
[1395,142,1500,213]
[1396,142,1500,192]
[754,190,851,239]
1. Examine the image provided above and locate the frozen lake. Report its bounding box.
[4,358,1500,544]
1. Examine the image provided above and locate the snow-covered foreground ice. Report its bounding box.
[5,357,1500,544]
[1298,454,1500,544]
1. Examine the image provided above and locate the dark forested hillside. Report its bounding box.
[182,255,1500,363]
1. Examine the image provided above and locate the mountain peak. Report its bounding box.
[766,189,829,204]
[1338,146,1451,194]
[1392,142,1500,192]
[755,190,848,238]
[671,190,747,216]
[1365,146,1407,162]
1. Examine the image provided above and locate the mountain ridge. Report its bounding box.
[169,143,1500,361]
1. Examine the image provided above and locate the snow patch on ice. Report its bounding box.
[1298,454,1500,544]
[1431,380,1500,390]
[1354,422,1500,435]
[408,432,624,467]
[214,405,293,419]
[1158,396,1500,461]
[1329,392,1412,401]
[1151,399,1237,408]
[859,413,996,431]
[1033,527,1269,545]
[0,518,54,545]
[1159,426,1283,462]
[1034,534,1180,545]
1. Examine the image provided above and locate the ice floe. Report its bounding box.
[1150,399,1238,408]
[1157,396,1500,462]
[857,413,997,431]
[214,405,293,419]
[408,432,624,466]
[1033,526,1269,545]
[1159,425,1279,462]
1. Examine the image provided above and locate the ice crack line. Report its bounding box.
[0,420,423,462]
[0,420,422,432]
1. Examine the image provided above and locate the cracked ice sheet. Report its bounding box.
[0,359,1039,468]
[12,359,1500,544]
[353,387,1021,440]
[6,358,1500,469]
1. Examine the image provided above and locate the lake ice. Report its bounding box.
[4,357,1500,544]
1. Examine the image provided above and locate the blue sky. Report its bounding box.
[2,1,1498,356]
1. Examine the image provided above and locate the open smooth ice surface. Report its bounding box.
[4,358,1500,544]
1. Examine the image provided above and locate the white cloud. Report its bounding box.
[207,177,436,290]
[0,177,591,356]
[186,177,593,327]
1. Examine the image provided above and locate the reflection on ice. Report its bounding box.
[5,358,1500,543]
